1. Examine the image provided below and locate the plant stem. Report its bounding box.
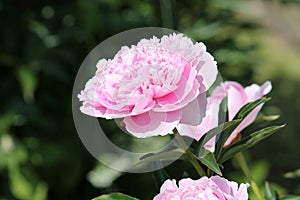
[235,152,265,200]
[173,128,207,177]
[160,0,174,29]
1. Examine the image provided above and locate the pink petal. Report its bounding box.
[155,64,198,110]
[123,110,181,138]
[261,81,272,95]
[176,85,226,151]
[178,178,195,188]
[244,81,272,101]
[79,102,106,117]
[160,179,178,192]
[153,78,200,112]
[180,91,207,126]
[211,176,232,194]
[234,183,250,200]
[131,94,155,115]
[244,84,262,101]
[225,81,272,146]
[176,124,200,140]
[80,102,132,119]
[225,82,248,120]
[224,105,263,147]
[197,53,218,90]
[204,137,216,152]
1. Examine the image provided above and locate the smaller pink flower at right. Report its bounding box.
[177,81,272,151]
[224,81,272,146]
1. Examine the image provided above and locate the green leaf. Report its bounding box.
[214,98,270,159]
[152,160,170,190]
[219,125,285,163]
[196,119,242,155]
[0,112,17,136]
[238,124,285,147]
[8,160,33,200]
[259,115,280,122]
[134,148,184,166]
[265,182,279,200]
[32,182,48,200]
[92,193,139,200]
[250,115,280,130]
[195,150,222,176]
[284,168,300,179]
[17,67,38,103]
[236,97,271,119]
[87,163,122,188]
[280,196,300,200]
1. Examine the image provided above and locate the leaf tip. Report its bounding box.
[279,124,286,128]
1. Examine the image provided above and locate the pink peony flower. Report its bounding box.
[78,33,218,137]
[177,81,272,151]
[223,81,272,146]
[153,176,249,200]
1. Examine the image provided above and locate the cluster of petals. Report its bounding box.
[153,176,249,200]
[78,33,217,137]
[178,81,272,151]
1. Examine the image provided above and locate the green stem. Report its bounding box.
[160,0,174,29]
[173,128,206,177]
[235,152,265,200]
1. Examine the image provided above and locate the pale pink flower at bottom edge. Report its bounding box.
[153,176,250,200]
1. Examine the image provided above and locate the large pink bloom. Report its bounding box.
[153,176,249,200]
[177,81,272,151]
[78,33,218,137]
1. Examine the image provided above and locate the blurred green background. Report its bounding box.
[1,0,300,199]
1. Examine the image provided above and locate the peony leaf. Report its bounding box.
[257,115,280,123]
[196,119,242,155]
[8,160,33,200]
[32,182,48,200]
[92,193,139,200]
[134,148,185,166]
[284,168,300,179]
[152,160,170,190]
[218,125,285,164]
[265,182,279,200]
[280,196,300,200]
[87,163,122,188]
[214,97,272,159]
[17,67,38,103]
[235,97,271,119]
[196,150,222,176]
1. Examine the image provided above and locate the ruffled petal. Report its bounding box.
[180,91,207,126]
[244,81,272,101]
[153,77,200,112]
[155,64,198,110]
[197,53,218,90]
[123,110,181,138]
[234,183,250,200]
